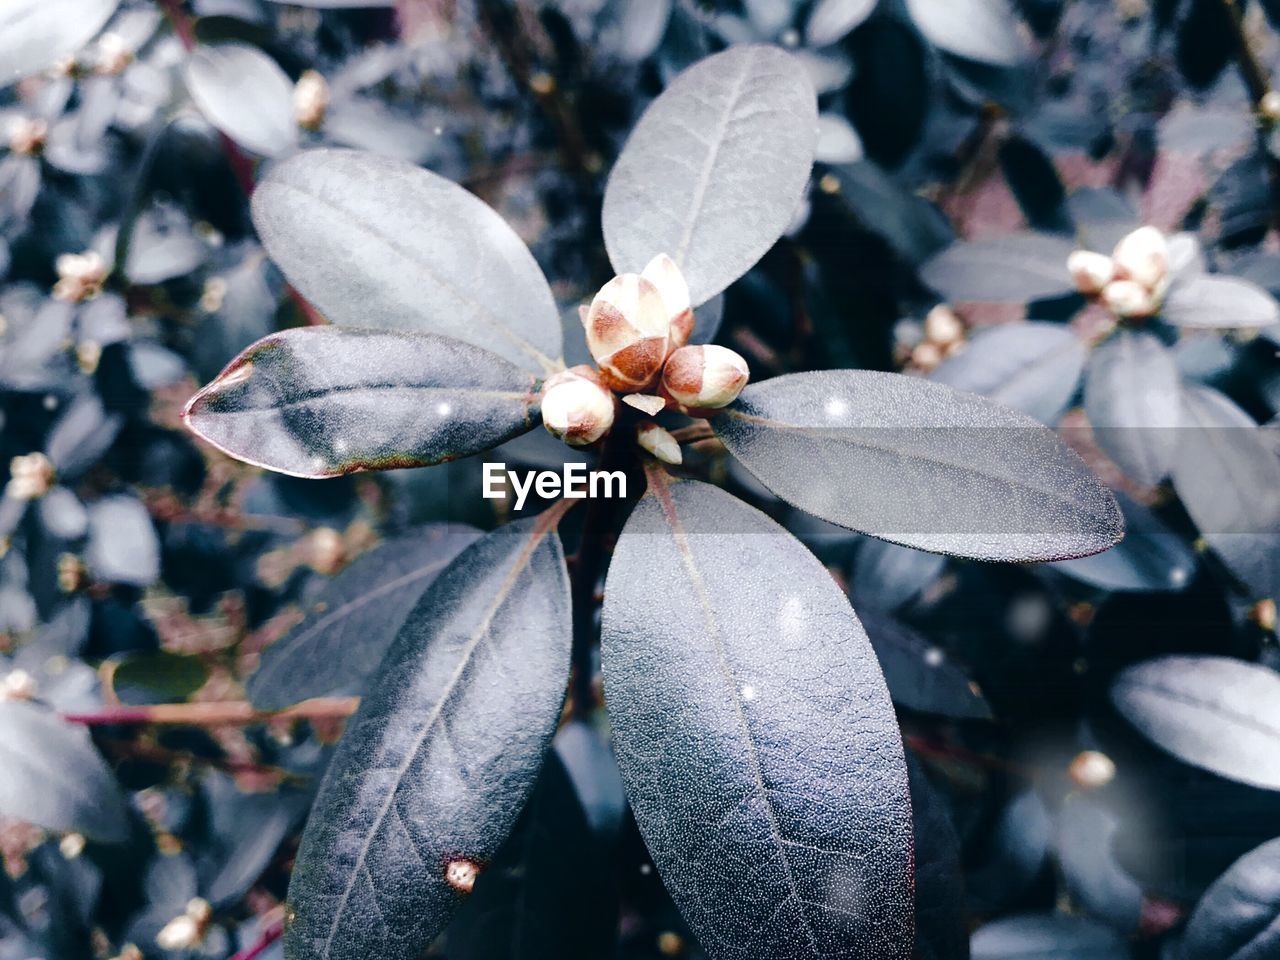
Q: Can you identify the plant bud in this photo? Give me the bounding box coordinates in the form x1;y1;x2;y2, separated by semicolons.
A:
53;251;109;303
641;253;694;349
923;305;964;347
293;69;328;130
622;393;667;416
583;274;670;391
1067;250;1115;295
1112;226;1169;291
636;423;682;465
7;452;55;500
661;345;749;409
1068;750;1116;790
540;366;616;446
94;32;133;75
0;669;38;702
7;116;47;156
1102;279;1158;318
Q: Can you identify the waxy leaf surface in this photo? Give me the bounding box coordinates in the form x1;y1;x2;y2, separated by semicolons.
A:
1180;837;1280;960
1084;331;1181;486
184;44;297;158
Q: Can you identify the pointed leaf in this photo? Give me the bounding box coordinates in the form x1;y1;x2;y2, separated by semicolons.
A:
1180;837;1280;960
1050;493;1194;593
712;370;1123;562
1110;656;1280;790
1;0;120;87
251;149;562;372
184;44;298;158
931;322;1086;425
247;525;481;709
921;233;1076;303
1162;273;1280;328
905;0;1027;66
602;475;913;960
1084;331;1181;486
285;509;573;960
850;536;946;611
183;328;541;479
603;45;818;307
806;0;878;47
0;700;130;842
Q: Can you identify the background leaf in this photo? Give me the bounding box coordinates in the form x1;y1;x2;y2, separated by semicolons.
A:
252;149;563;372
0;0;120;87
1162;275;1280;328
1179;837;1280;960
1110;655;1280;790
970;912;1131;959
602;475;914;960
248;524;481;709
921;234;1076;303
86;495;160;586
806;0;878;47
184;44;298;158
1050;493;1194;593
183;328;541;479
905;0;1027;66
860;608;992;720
602;44;818;307
713;370;1123;562
0;700;130;842
285;509;572;960
1084;331;1181;486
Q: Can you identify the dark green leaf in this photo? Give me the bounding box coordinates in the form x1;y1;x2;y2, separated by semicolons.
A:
1;0;120;86
0;700;130;842
1084;331;1181;486
285;509;572;960
110;651;209;705
1110;656;1280;790
602;45;818;307
184;44;298;158
602;474;913;960
1162;275;1280;329
248;524;481;709
182;328;541;479
712;370;1123;562
251;149;563;373
905;0;1027;65
1180;837;1280;960
921;233;1076;303
931;322;1086;425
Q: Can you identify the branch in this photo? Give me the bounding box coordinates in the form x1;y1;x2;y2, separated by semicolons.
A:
63;697;359;727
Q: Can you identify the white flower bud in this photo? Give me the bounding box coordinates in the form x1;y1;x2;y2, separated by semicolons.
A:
540;366;616;446
7;116;47;156
660;345;749;410
1112;226;1169;291
156;899;211;952
1102;279;1158;318
641;253;693;349
636;423;682;465
7;452;55;500
53;251;109;303
583;274;670;391
94;33;133;76
922;305;964;347
1067;250;1116;296
293;70;328;130
0;669;38;702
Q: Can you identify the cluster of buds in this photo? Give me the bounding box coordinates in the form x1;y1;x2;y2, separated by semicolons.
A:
906;305;966;372
155;898;213;951
94;33;133;76
293;70;329;131
6;452;55;501
6;116;47;157
540;254;750;465
1068;226;1170;319
53;251;109;303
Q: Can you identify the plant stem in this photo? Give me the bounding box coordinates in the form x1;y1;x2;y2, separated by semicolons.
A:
229;911;286;960
1221;0;1270;106
63;696;359;727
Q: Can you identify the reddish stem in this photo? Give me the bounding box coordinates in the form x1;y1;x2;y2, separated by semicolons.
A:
230;916;285;960
63;697;359;727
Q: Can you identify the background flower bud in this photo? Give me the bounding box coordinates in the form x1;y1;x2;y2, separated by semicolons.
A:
584;274;670;390
1067;250;1115;295
1102;278;1158;318
641;253;694;349
540;366;616;446
1112;226;1168;291
294;70;329;130
661;345;749;409
636;423;682;465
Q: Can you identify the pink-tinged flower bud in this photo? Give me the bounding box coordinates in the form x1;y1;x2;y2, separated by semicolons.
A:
661;345;749;410
1067;250;1115;296
293;70;328;130
583;274;670;391
1112;226;1168;291
1102;279;1158;318
641;253;694;349
636;422;682;465
7;116;47;156
6;452;55;500
540;366;616;446
922;304;964;347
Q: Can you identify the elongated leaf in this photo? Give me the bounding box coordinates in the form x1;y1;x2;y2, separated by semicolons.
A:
1;0;120;86
921;233;1076;303
1163;273;1280;328
905;0;1027;66
1172;385;1280;600
806;0;878;47
602;474;913;960
248;525;481;709
602;45;818;307
184;44;297;158
860;608;992;720
851;536;946;611
252;149;562;372
971;913;1131;959
183;328;541;479
1084;331;1181;486
1180;837;1280;960
1051;493;1194;593
1110;656;1280;790
907;754;968;960
931;322;1086;425
86;495;160;586
0;700;130;842
1055;797;1143;934
285;509;573;960
712;370;1123;562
